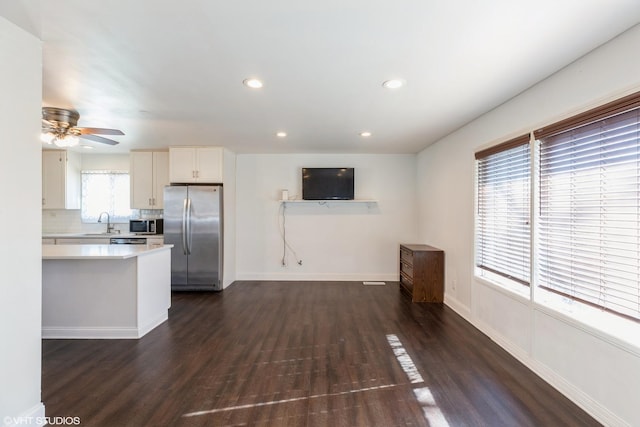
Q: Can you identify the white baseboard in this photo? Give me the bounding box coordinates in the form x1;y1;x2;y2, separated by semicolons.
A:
528;357;628;427
443;294;471;320
42;311;168;340
236;272;398;281
4;402;46;426
42;326;141;339
137;312;169;338
444;298;629;427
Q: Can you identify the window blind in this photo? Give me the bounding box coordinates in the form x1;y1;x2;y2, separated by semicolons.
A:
476;136;531;285
538;107;640;320
81;171;131;223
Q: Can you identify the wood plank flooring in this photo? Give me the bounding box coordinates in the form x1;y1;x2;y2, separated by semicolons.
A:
42;281;601;426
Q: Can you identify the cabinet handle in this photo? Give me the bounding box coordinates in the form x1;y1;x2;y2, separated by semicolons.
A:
196;170;199;178
192;170;196;178
42;198;45;206
152;198;156;206
149;198;152;206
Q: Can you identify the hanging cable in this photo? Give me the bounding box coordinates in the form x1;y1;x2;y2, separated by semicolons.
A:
279;202;301;266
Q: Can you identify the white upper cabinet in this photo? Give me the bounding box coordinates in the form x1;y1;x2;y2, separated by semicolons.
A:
42;150;80;209
130;151;169;209
169;147;223;183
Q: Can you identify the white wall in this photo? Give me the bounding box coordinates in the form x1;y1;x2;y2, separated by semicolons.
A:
0;16;44;426
222;148;237;287
81;153;130;171
236;154;417;281
417;24;640;426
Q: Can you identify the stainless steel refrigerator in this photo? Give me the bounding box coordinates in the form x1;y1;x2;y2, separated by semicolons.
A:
163;185;223;291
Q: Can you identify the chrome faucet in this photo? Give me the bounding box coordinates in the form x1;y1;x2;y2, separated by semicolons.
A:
97;211;115;234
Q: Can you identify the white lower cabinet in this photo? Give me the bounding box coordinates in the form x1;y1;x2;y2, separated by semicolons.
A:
43;236;164;245
147;237;164;246
55;238;111;244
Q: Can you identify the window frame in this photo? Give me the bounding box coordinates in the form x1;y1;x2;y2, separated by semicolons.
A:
474;91;640;324
80;170;132;224
475;134;532;289
535;100;640;322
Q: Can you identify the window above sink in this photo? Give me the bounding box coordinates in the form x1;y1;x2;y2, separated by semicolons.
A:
81;170;131;223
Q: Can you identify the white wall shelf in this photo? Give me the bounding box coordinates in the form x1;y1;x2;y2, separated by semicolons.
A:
280;199;377;205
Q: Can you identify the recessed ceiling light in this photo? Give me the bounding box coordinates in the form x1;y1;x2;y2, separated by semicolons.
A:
81;145;94;150
382;79;404;89
243;78;263;89
360;131;372;137
276;131;287;138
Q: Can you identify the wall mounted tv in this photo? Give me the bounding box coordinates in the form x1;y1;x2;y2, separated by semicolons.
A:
302;168;354;200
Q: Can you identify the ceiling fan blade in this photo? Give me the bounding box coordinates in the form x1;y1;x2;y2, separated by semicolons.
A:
78;127;124;136
79;134;120;146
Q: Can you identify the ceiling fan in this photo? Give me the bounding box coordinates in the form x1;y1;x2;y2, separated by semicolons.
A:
41;107;124;147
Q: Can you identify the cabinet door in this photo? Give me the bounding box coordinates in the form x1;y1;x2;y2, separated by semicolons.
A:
152;151;169;208
169;147;197;183
42;151;65;209
196;147;223;183
146;237;164;246
130;152;154;209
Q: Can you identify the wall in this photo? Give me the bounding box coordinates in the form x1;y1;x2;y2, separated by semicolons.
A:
222;149;237;287
236;154;417;281
81;153;130;171
0;16;44;426
417;24;640;426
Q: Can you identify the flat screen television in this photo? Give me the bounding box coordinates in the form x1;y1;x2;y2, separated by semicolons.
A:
302;168;354;200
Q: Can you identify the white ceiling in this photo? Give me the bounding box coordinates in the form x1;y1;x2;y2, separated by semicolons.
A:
5;1;640;154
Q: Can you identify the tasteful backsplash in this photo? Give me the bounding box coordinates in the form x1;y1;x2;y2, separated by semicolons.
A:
42;209;163;233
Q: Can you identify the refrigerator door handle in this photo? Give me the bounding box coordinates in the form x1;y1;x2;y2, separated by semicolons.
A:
186;197;192;255
181;198;188;255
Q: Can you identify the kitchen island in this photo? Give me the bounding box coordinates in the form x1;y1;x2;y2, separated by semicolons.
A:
42;244;173;339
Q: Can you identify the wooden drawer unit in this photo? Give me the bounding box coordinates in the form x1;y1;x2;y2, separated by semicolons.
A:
399;244;444;303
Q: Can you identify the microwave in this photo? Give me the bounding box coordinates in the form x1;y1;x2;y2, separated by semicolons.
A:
129;219;163;235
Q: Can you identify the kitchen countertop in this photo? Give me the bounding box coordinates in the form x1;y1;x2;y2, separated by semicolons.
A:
43;233;163;238
42;244;173;260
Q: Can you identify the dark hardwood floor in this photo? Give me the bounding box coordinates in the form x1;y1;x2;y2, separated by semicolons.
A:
42;281;601;426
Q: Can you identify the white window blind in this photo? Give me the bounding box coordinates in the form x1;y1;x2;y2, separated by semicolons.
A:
81;171;131;223
537;107;640;320
476;136;531;285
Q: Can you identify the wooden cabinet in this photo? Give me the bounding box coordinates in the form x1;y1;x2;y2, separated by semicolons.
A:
399;244;444;303
42;150;80;209
169;147;223;183
130;151;169;209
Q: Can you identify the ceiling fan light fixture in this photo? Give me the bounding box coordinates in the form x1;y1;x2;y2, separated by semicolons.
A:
52;135;80;148
41;107;123;147
359;131;372;137
40;132;55;144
